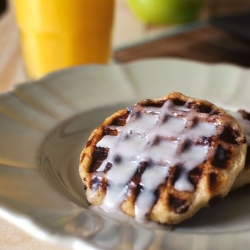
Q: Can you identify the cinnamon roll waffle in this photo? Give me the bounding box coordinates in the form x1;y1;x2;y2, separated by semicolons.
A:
79;92;247;224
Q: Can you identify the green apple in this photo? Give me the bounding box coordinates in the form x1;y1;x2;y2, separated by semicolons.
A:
127;0;204;25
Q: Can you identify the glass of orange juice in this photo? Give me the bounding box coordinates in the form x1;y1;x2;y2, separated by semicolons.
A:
13;0;115;79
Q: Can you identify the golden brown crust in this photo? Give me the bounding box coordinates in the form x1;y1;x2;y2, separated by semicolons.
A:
79;92;247;224
232;109;250;190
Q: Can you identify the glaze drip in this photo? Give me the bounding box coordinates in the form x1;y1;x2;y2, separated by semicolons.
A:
93;100;217;219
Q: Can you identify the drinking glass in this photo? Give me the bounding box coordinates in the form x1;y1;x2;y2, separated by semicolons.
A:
13;0;115;79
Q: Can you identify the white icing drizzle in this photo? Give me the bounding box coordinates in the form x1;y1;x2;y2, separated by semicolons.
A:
135;190;156;221
92;100;217;220
188;122;217;139
102;183;128;213
174;170;194;192
148;140;178;165
153;117;186;138
180;145;209;169
135;165;169;220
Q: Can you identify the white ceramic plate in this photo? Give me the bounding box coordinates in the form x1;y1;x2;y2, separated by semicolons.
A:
1;59;250;250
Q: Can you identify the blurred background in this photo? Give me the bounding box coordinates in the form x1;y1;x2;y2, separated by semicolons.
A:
1;0;250;91
1;0;250;249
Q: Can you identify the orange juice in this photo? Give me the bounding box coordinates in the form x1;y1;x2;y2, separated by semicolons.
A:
13;0;115;79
